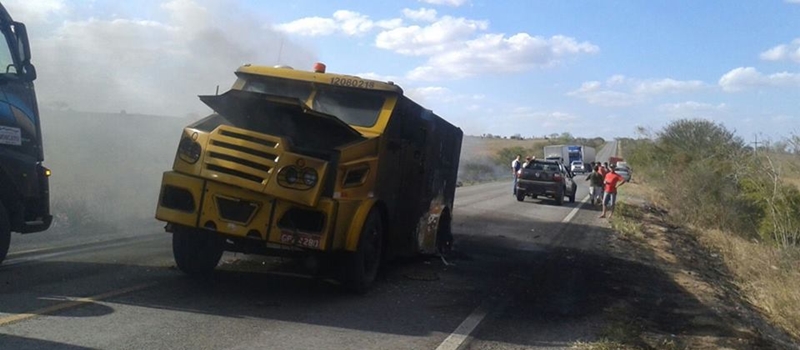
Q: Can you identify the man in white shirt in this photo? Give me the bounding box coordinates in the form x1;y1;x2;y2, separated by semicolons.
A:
511;154;522;195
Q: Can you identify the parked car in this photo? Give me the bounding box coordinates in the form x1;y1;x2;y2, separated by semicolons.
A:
570;161;586;174
616;167;632;182
516;160;577;205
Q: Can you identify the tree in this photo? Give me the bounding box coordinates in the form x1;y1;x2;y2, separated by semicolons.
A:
657;119;745;167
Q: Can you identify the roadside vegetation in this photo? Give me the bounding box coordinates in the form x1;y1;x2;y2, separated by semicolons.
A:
617;119;800;344
458;134;605;185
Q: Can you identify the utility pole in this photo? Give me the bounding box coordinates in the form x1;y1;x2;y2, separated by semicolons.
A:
752;134;761;156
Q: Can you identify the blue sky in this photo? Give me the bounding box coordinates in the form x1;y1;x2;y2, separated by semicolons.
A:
6;0;800;141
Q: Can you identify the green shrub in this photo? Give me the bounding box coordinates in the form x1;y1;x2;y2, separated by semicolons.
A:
624;119;799;247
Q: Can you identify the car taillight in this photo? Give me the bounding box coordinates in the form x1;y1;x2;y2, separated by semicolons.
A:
553;174;562;182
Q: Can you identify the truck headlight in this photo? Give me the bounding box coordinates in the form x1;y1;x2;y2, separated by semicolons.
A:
178;137;202;164
277;166;319;190
302;169;318;187
283;167;299;184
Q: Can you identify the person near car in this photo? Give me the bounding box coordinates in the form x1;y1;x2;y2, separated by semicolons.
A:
585;165;604;205
598;162;608;177
522;156;535;169
512;154;522;195
600;166;626;219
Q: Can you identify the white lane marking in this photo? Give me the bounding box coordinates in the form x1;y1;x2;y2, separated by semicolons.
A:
438;188;592;350
2;234;165;267
436;303;489;350
562;194;591;223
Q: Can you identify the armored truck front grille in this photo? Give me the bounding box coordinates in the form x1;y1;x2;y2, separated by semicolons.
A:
201;126;284;191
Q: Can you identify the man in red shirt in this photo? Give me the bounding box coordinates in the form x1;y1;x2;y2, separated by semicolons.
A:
600;166;626;219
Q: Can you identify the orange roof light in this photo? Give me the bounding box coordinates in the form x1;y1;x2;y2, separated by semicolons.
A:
313;62;326;73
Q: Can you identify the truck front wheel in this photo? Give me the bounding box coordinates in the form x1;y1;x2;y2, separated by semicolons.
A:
0;202;10;265
345;209;384;294
172;227;224;276
516;192;525;202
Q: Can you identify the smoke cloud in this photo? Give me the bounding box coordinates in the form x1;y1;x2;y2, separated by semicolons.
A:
10;0;318;116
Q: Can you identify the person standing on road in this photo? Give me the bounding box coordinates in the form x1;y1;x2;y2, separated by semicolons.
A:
585;165;604;206
512;154;522;195
598;162;608;177
600;166;626;219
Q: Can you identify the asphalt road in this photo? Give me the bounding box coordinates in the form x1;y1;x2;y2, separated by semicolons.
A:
0;142;619;350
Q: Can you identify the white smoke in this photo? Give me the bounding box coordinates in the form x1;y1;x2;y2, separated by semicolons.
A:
9;0;318;116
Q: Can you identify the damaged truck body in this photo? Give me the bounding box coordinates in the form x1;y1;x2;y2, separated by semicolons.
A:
155;63;462;292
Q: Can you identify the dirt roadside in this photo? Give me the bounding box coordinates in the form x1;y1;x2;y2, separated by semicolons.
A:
575;182;799;350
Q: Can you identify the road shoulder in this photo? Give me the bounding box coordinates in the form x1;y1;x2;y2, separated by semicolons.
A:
576;183;793;350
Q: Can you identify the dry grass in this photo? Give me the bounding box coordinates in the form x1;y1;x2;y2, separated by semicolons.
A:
460;136;552;159
617;178;800;344
699;229;800;340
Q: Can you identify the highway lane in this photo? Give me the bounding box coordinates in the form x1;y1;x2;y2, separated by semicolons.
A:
0;142;619;350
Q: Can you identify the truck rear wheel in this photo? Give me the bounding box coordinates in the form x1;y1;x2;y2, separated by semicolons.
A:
0;202;10;265
555;190;564;206
172;227;224;276
516;192;525;202
345;209;383;294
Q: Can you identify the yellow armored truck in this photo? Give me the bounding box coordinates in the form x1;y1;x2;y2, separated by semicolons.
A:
155;63;462;292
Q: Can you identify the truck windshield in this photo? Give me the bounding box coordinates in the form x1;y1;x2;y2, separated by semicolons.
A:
0;29;18;77
242;76;387;127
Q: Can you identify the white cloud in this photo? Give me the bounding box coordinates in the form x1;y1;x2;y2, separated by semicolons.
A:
376;16;489;56
402;33;598;81
406;86;452;103
633;78;705;95
354;72;402;83
719;67;800;91
275;10;401;37
568;76;702;107
274;17;338;36
32;0;317;115
759;39;800;63
658;101;727;114
568;88;639;107
507;109;581;129
403;8;438;22
406;85;486;104
3;0;65;23
607;75;627;86
418;0;468;7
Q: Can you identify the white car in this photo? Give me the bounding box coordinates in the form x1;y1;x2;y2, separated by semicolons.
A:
570;161;585;174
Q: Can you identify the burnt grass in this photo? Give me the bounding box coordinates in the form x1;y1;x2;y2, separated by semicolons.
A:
597;202;798;349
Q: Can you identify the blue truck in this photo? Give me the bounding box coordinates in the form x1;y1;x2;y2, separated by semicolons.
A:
544;145;596;173
0;3;51;264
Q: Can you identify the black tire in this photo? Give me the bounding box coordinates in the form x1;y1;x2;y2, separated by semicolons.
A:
555;190;564;206
172;227;224;276
0;202;10;265
569;190;576;203
516;192;525;202
345;209;384;294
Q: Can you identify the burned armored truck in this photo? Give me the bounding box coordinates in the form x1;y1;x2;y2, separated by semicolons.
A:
155;63;462;292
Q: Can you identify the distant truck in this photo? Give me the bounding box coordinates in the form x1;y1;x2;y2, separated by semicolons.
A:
0;4;51;264
543;145;596;167
155;62;462;292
